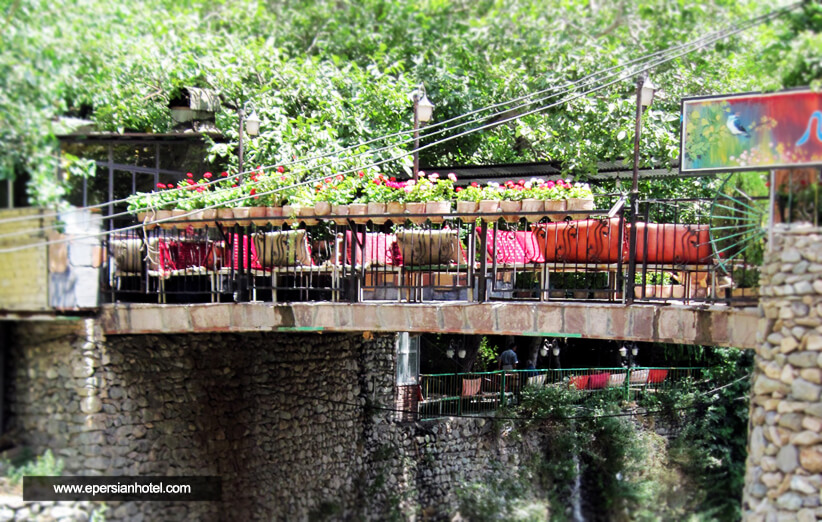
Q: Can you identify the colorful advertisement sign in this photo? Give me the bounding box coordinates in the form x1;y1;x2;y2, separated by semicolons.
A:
680;89;822;173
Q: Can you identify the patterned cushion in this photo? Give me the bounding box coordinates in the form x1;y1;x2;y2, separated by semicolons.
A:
253;230;311;267
532;218;625;263
631;223;711;264
112;239;144;273
345;232;399;266
395;229;460;266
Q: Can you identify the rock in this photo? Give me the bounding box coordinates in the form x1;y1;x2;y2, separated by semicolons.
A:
762;472;783;488
791;430;822;446
777;445;800;473
755;376;789;395
781;336;800;353
778;413;803;431
799;369;822;384
750;427;767;461
793;379;822;402
777;492;803;511
781;365;796;385
806;335;822;351
797;508;816;522
782;249;802;263
800;448;822;473
788;352;819;368
802;416;822;433
80;396;102;414
791;476;818;495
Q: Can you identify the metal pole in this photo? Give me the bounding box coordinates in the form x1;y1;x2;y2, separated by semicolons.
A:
238;108;245;183
412;94;420;179
626;73;646;305
768;169;775;252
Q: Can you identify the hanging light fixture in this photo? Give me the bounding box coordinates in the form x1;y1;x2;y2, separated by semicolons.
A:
631;343;639;357
640;76;656;108
619;344;628;358
244;109;261;136
540;339;550;357
446;348;454;359
458;348;466;359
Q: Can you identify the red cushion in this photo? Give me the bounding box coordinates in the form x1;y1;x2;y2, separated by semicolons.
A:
345;231;400;266
224;234;263;270
647;369;668;384
477;228;544;264
631;223;711;264
587;372;610;390
532;218;625;263
569;375;589;390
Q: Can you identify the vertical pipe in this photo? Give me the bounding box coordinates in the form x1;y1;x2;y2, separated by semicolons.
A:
108;145;114;233
238;109;245;183
412;95;420;179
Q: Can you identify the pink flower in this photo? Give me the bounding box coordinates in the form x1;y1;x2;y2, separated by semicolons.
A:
471;182;479;188
448;172;457;182
428;173;439;181
157;183;166;189
221;172;228;178
277;166;285;173
203;172;213;179
358;170;364;177
186;172;194;178
455;187;463;192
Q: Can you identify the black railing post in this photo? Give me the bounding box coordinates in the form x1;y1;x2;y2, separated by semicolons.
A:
478;219;488;302
626;74;646;305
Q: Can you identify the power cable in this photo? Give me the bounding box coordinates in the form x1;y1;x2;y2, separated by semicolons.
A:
0;0;797;230
0;2;800;251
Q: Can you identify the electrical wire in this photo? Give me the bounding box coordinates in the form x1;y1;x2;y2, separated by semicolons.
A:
0;2;801;251
0;0;798;230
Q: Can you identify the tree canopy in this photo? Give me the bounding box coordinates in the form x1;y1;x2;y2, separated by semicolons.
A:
2;0;821;205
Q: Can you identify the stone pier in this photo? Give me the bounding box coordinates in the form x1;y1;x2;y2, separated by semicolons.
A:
744;225;822;521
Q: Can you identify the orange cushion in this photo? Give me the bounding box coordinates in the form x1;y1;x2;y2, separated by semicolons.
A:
532;218;625;263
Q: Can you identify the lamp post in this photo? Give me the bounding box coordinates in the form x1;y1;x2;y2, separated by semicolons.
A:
626;73;656;304
411;86;434;178
238;103;261;182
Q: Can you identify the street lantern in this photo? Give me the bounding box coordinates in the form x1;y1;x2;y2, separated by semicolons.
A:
412;86;434;178
245;109;261;136
631;343;639;357
640;77;656;108
619;344;628;358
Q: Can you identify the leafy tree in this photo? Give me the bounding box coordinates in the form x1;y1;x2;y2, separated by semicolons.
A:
2;0;819;205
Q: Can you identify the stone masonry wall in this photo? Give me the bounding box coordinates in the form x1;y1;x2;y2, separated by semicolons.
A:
5;321;546;521
743;225;822;521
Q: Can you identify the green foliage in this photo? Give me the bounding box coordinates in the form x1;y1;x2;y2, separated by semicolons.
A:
3;449;64;485
475;336;498;372
3;0;815;205
456;463;548;522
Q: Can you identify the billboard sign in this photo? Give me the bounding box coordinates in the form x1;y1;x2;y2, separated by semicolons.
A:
680;89;822;173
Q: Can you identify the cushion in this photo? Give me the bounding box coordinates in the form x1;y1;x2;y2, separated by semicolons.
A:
345;231;399;266
631;223;711;264
396;229;460;266
461;378;482;397
568;375;589;390
607;373;626;388
587;372;610;390
647;369;668;384
526;374;546;387
532;218;625;263
253;230;311;268
476;229;545;264
629;369;650;384
112;238;144;273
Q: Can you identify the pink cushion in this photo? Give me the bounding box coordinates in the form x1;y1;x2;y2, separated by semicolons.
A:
346;231;400;266
477;228;544;264
587;372;610;390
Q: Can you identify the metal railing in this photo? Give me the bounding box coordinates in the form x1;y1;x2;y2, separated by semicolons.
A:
417;367;708;420
102;198;763;306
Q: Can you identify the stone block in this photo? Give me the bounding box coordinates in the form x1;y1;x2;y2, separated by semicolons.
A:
190;304;232;331
777;445;799;473
792;379;822;402
788;352;819;368
800;447;822;473
127;306;165;333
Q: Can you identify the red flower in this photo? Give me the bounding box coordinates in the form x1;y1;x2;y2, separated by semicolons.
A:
157;183;166;189
455;187;463;192
203;172;213;179
277;166;285;173
221;171;228;178
250;188;257;196
390;177;396;182
470;182;479;188
325;177;332;184
358;170;364;177
186;172;194;179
